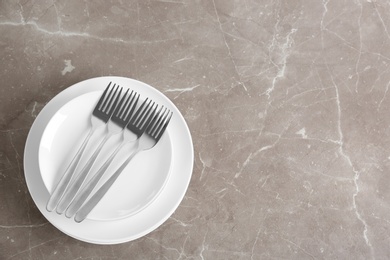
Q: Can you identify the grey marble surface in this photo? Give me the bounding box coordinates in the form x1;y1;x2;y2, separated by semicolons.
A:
1;0;390;259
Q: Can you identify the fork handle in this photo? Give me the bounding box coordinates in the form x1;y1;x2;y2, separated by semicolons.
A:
46;128;94;212
56;133;111;214
65;140;126;218
74;146;140;223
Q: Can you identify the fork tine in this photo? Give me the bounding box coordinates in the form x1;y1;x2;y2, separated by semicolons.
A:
139;102;157;130
155;111;172;140
159;111;172;137
116;89;131;118
95;82;111;109
100;83;116;111
134;100;154;127
130;98;148;125
147;106;163;135
123;92;139;122
148;108;172;140
114;88;130;118
105;85;122;115
130;98;152;126
101;84;120;114
101;84;118;112
148;108;163;136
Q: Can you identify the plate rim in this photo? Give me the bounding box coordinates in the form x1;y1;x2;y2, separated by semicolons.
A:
23;76;194;244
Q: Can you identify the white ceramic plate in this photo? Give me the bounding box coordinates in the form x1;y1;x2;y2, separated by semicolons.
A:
24;76;193;244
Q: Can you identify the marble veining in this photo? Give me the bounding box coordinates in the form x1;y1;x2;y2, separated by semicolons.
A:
1;0;390;259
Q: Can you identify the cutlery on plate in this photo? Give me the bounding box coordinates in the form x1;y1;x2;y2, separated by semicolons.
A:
65;98;156;218
46;82;121;212
73;107;173;223
55;88;139;214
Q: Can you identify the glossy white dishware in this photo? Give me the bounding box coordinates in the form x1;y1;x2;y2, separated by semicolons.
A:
24;76;193;244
